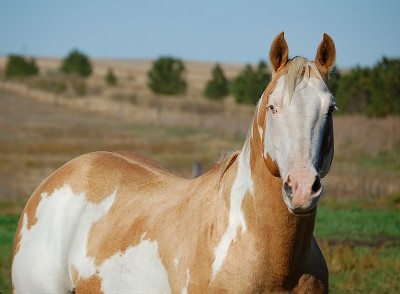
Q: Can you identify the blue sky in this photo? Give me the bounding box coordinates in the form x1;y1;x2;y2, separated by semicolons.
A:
1;0;399;68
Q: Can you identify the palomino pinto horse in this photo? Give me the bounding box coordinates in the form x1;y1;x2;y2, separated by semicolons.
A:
12;32;336;293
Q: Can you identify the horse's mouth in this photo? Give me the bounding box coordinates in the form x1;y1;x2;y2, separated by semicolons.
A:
282;191;320;217
287;206;318;217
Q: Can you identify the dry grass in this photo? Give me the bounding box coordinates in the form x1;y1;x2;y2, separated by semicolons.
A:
0;56;399;202
324;115;400;201
320;242;399;292
0;56;243;100
0;88;244;200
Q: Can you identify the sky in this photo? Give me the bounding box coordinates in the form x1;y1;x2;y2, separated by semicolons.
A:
1;0;399;68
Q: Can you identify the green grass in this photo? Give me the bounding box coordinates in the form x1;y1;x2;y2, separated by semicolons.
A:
1;203;399;292
315;202;400;292
315;205;400;243
0;215;18;292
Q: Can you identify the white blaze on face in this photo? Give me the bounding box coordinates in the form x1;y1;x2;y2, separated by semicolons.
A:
264;75;333;180
12;185;116;294
211;141;254;280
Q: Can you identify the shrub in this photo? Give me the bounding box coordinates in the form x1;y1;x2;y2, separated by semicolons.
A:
333;57;400;117
105;68;117;86
4;55;39;78
367;57;400;117
147;57;187;95
60;50;92;77
231;61;270;105
329;65;341;96
335;66;372;114
204;63;229;100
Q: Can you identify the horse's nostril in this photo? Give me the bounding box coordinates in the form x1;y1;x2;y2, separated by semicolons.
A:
311;176;322;194
283;182;293;196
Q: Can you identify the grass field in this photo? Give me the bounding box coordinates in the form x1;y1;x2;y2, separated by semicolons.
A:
1;202;399;292
315;203;400;293
0;78;399;293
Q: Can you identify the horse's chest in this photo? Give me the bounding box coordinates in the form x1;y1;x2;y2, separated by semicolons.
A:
210;235;273;291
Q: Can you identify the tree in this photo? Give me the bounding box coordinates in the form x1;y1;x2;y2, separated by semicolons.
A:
4;55;39;78
60;49;92;77
105;68;117;86
330;57;400;117
335;66;372;114
368;57;400;117
147;57;187;95
329;65;341;96
231;61;271;104
204;63;229;100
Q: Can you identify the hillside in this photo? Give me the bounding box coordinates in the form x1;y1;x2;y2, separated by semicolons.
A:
0;56;257;135
0;56;399;203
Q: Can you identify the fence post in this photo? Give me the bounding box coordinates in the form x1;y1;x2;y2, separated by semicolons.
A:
192;161;202;178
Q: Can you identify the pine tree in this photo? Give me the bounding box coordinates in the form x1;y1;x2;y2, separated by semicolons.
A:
4;55;39;78
368;57;400;116
60;50;92;77
147;57;187;95
105;68;117;86
231;61;270;104
204;64;229;100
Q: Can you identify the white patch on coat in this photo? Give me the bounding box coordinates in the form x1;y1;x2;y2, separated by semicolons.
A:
211;141;254;280
68;189;117;279
12;185;116;294
182;269;191;294
98;239;171;294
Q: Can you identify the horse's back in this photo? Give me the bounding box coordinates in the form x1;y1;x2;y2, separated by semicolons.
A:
12;151;181;293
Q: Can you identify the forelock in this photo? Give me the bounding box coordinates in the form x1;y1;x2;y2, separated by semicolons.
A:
284;57;327;101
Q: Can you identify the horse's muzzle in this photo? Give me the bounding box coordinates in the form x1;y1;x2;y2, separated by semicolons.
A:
282;173;322;216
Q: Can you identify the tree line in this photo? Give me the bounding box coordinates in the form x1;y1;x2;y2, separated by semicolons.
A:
3;51;399;117
331;57;400;117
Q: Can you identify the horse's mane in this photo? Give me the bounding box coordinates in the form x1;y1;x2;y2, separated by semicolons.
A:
218;150;240;184
284;57;328;101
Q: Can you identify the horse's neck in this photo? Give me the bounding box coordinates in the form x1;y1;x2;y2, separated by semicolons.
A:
227;113;316;283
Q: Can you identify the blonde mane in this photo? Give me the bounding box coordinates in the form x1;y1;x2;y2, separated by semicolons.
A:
217;150;240;184
284;57;328;100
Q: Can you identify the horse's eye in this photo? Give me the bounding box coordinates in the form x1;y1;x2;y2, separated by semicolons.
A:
328;105;338;114
268;105;278;114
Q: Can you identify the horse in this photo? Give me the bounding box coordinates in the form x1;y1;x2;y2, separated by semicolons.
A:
12;32;336;293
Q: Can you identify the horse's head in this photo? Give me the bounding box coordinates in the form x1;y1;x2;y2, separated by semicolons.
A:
261;32;336;215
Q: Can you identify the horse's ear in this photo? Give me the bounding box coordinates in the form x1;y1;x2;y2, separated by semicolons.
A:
269;32;289;72
315;33;336;72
